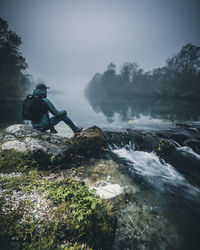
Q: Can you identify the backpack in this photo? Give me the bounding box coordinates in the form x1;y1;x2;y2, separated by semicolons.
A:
22;94;48;122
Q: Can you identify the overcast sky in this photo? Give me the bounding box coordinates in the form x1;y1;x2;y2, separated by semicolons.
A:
0;0;200;91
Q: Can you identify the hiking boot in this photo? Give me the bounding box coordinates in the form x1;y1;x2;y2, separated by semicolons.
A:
74;127;83;135
50;128;58;134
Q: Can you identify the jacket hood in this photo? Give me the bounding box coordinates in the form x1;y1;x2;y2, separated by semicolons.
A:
32;88;47;98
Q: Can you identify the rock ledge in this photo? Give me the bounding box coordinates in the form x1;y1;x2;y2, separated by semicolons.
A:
0;124;108;166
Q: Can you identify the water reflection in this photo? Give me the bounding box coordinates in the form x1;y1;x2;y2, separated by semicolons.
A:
86;96;200;123
1;94;200;132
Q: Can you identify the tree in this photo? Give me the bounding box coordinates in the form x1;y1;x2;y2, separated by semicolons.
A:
85;43;200;101
120;62;139;82
166;43;200;74
0;17;28;98
107;63;116;73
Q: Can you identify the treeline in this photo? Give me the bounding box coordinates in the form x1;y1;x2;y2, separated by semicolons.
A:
0;17;32;100
85;43;200;101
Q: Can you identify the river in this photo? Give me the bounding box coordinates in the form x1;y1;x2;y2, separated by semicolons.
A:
1;90;200;249
1;90;200;133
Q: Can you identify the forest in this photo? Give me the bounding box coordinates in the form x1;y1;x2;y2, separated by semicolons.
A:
0;17;31;99
85;43;200;101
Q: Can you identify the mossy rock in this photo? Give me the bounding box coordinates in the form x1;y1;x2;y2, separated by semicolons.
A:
0;125;109;169
156;139;175;155
72;126;108;156
0;149;39;173
47;178;116;249
0;172;116;250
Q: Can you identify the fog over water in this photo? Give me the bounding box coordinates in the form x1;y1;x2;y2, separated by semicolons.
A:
0;0;200;92
0;0;200;133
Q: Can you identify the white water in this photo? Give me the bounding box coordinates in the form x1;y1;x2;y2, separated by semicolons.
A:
113;146;200;199
177;146;200;160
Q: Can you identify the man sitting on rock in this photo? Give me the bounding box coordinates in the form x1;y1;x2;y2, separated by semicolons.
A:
31;83;83;135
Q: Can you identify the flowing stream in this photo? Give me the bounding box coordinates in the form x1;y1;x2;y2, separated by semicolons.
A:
1;90;200;249
109;142;200;249
113;146;200;198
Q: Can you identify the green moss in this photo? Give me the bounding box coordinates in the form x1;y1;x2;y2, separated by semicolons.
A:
0;198;29;250
157;139;175;154
46;178;116;249
0;170;43;191
0;149;39;173
0;172;116;249
61;242;92;249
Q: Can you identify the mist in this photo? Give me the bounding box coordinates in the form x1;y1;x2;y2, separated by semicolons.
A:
0;0;200;92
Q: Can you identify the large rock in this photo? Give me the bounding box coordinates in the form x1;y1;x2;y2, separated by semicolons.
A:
105;129;163;152
0;124;108;166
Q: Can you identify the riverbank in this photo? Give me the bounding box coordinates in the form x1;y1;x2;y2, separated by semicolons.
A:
1;124;200;249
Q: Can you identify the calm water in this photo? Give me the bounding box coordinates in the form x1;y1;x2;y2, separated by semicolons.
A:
1;90;200;134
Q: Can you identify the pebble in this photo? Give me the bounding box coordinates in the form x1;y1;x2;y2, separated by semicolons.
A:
0;188;53;221
0;172;22;178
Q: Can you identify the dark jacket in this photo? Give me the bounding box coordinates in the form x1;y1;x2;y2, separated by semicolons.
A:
31;89;66;129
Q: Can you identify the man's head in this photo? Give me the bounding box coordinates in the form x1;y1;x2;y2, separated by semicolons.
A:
36;83;50;91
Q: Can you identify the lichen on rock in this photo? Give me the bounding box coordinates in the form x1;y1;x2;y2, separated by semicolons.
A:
0;124;108;167
0;170;116;249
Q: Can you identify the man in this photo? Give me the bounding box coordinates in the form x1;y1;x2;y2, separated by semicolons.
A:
31;83;83;134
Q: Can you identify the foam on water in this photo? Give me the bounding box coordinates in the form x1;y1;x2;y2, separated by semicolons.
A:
177;146;200;160
113;146;200;199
